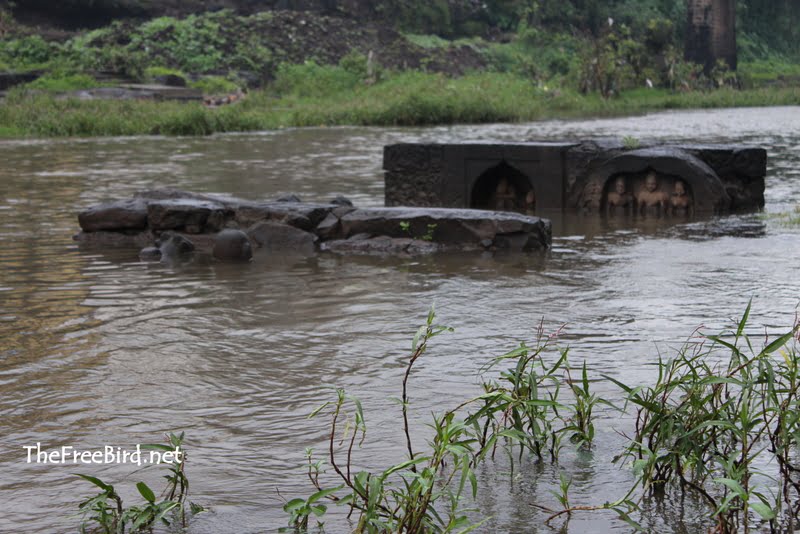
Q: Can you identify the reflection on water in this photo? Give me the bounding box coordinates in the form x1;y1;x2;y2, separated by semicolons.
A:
1;107;799;533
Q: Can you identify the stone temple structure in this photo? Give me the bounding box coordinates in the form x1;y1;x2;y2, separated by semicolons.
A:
384;140;766;214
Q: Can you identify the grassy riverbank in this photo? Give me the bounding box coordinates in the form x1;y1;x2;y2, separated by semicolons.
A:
2;70;799;138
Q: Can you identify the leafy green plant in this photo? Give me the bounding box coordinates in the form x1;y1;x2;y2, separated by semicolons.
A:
466;323;610;472
421;224;437;241
283;309;494;533
606;302;800;533
76;432;202;534
284;310;614;532
23;73;100;92
622;135;640;149
0;35;55;69
398;221;437;241
189;76;239;95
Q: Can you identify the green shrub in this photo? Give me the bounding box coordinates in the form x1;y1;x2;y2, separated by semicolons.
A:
23;73;100;91
131;15;225;73
0;35;55;69
271;61;361;98
403;33;452;49
144;66;187;81
189;76;239;95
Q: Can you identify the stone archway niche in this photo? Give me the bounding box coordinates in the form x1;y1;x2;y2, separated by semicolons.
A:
576;148;730;212
470;161;535;213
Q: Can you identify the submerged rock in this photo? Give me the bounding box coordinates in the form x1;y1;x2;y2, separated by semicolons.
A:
78;199;148;232
156;232;195;263
248;221;317;256
147;199;228;232
330;194;354;207
331;207;551;251
75;188;552;260
321;235;441;256
213;229;253;262
275;193;302;203
138;246;162;261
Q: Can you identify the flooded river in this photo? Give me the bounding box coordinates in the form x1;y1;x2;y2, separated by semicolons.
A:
1;107;799;533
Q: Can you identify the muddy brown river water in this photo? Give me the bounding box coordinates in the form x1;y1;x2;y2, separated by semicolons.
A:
1;106;799;533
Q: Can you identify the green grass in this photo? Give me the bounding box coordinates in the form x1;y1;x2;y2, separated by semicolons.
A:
188;76;239;95
403;33;454;49
761;205;800;227
1;70;799;138
739;59;800;85
22;73;103;92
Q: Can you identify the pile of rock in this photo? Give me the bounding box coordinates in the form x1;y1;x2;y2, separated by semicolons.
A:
74;189;552;262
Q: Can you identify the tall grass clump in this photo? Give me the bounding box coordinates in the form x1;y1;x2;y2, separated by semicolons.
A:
607;302;800;533
271;61;363;98
282;309;610;532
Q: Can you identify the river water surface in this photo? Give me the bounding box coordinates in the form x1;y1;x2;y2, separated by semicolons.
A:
1;107;799;533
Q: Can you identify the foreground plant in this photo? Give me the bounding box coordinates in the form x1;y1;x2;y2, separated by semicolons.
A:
283;309;480;533
77;432;203;534
283;311;605;533
607;303;800;533
468;324;610;472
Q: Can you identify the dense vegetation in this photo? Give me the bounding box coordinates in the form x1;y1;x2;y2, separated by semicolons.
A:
0;0;799;137
280;306;800;533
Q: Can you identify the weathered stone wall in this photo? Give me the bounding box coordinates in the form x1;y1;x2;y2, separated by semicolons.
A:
384;141;766;213
75;189;552;259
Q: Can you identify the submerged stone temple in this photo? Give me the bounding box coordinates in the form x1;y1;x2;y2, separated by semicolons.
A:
384;140;766;214
74;140;768;260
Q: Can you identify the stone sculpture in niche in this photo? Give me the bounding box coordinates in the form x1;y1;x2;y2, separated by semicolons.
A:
670;179;692;213
524;190;536;214
606;176;634;208
636;171;670;211
488;177;536;213
492;178;518;210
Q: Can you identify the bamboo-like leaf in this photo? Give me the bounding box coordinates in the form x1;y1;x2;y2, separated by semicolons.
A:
75;474;112;492
131;509;155;531
141;444;173;452
311;504;327;517
760;330;796;356
308;484;344;504
714;478;747;500
412;325;427;352
308;401;331;418
749;501;776;520
136;482;156;503
736;299;752;339
381;456;430;478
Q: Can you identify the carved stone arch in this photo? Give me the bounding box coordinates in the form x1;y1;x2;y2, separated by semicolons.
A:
571;148;730;211
469;160;534;211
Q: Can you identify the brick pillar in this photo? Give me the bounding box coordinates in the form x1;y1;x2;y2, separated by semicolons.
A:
711;0;736;71
685;0;737;73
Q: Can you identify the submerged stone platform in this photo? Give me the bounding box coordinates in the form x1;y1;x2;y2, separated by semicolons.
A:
384;139;766;214
74;189;552;260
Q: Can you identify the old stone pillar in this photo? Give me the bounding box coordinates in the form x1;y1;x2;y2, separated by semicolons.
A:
685;0;737;73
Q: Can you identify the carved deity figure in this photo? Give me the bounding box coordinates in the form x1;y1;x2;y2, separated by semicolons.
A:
636;172;669;211
493;178;518;210
524;189;536;213
606;176;634;208
670;179;692;212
